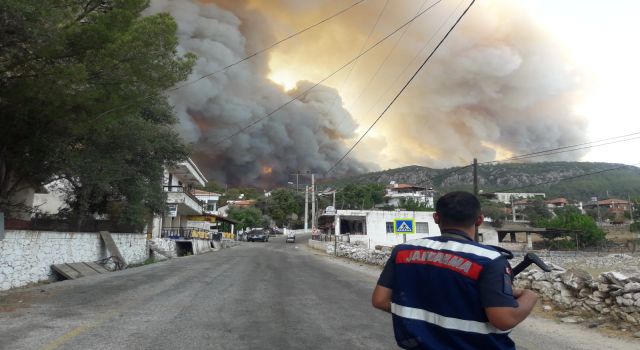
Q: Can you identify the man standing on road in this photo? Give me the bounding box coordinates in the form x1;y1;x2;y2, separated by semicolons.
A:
372;191;538;349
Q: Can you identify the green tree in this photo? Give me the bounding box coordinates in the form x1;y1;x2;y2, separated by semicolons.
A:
257;189;303;227
536;206;606;248
480;199;507;228
335;183;385;210
227;206;269;231
0;0;194;227
521;199;552;225
398;198;431;211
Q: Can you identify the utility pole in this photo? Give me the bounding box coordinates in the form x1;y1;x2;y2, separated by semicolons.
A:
290;172;302;192
473;158;478;197
628;194;634;221
311;174;316;231
332;191;336;208
473;158;479;242
304;186;309;232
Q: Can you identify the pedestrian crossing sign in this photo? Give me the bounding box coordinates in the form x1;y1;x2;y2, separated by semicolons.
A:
393;218;415;234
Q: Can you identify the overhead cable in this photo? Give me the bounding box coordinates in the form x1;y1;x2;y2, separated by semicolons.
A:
325;0;476;176
92;0;368;121
212;0;445;147
482;131;640;165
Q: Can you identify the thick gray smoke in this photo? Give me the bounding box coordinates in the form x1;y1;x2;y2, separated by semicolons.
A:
145;0;370;186
225;0;589;169
146;0;590;185
373;0;588;167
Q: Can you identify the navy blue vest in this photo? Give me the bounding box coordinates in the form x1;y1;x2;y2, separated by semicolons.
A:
391;235;515;350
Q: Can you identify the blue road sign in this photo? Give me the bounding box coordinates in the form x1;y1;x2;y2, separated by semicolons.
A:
393;218;415;234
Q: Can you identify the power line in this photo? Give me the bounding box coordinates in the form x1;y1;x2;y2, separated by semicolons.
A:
325;0;476;176
212;0;445;147
493;162;640;193
482;131;640;165
351;0;464;121
322;0;390;119
92;0;368;121
346;0;430;111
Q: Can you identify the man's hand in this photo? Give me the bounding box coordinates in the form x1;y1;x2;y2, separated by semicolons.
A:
485;289;538;331
372;285;392;313
512;288;524;298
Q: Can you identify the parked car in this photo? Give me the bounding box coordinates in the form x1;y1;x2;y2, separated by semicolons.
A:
285;234;295;243
247;229;269;242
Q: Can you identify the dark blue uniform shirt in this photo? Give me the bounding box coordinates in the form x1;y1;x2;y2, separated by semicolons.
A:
377;230;518;350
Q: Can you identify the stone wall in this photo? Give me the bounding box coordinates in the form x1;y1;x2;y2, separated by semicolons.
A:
515;266;640;328
0;230;149;291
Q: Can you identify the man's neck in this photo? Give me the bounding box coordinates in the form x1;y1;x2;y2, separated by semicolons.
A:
439;226;475;240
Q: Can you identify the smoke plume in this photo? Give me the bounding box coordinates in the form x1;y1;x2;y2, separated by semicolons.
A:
147;0;588;185
145;0;370;187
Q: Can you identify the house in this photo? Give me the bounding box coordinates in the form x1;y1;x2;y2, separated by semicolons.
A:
545;198;569;209
493;192;545;204
150;158;208;238
385;181;434;208
192;189;221;214
317;209;441;247
595;199;631;211
583;198;632;223
227;199;257;208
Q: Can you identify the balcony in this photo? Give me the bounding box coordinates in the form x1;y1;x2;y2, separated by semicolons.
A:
164;186;204;215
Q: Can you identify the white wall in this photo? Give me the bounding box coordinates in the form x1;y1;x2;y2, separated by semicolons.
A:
0;230;149;291
336;210;441;247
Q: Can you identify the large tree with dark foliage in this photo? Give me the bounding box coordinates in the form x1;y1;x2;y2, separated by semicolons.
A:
0;0;194;228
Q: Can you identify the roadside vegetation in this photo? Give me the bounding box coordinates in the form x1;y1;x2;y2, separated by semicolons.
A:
0;0;194;229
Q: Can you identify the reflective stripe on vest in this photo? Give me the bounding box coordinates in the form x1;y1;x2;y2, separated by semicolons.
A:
405;237;501;259
391;303;510;335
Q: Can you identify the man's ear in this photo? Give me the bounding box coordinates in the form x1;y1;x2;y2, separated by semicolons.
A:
475;214;484;227
433;212;440;224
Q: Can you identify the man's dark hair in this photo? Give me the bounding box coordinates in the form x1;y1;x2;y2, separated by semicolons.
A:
435;191;481;227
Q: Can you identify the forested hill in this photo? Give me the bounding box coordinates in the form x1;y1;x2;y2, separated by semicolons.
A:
324;162;640;201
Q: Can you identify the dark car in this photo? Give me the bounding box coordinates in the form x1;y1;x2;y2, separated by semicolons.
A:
247;229;269;242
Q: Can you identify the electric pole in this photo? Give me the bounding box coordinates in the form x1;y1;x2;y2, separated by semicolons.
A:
473;158;478;197
290;172;302;192
304;186;309;232
311;174;316;231
473;158;479;242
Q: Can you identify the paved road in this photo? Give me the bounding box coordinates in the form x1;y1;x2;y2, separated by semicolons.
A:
1;235;639;350
0;236;396;350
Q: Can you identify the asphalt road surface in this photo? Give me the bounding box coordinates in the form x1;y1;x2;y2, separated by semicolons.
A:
1;235;639;350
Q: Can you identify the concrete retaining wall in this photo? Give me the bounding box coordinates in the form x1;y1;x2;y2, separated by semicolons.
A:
0;230;148;291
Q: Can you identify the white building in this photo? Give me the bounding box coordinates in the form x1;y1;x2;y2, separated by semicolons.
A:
193;189;221;214
150;158;208;238
385;182;434;208
493;192;545;204
317;209;441;247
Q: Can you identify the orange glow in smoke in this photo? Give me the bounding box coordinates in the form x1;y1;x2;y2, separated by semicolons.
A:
262;166;273;175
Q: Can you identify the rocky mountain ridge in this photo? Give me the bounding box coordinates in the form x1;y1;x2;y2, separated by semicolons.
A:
326;162;640;201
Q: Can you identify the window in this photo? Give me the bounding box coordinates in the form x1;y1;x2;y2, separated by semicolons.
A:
416;222;429;234
385;222;394;233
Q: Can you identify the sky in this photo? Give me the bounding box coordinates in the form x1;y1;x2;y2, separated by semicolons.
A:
524;0;640;165
148;0;640;185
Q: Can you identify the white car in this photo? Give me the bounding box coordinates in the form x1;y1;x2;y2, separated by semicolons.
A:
285;234;295;243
